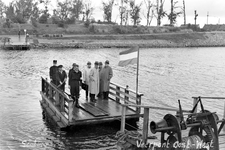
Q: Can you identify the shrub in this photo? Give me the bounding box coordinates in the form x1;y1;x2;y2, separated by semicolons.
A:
113;26;125;34
39;14;48;24
57;21;65;28
84;20;91;28
89;25;95;33
3;19;12;28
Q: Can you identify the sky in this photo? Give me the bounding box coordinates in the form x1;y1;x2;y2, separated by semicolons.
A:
2;0;225;27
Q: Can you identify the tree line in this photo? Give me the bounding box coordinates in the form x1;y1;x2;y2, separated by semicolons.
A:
0;0;187;27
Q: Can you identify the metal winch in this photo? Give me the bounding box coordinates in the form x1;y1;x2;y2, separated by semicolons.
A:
150;97;224;150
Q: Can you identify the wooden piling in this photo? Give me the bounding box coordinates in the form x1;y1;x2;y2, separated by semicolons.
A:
142;108;149;144
68;100;74;123
136;94;142;114
121;106;126;132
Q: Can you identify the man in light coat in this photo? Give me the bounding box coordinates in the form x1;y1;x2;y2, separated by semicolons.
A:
83;61;92;100
89;61;99;102
102;60;113;100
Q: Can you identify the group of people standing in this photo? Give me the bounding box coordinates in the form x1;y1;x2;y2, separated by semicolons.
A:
83;60;113;101
49;60;113;106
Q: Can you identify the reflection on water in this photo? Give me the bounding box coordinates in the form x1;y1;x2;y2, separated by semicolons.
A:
0;47;225;149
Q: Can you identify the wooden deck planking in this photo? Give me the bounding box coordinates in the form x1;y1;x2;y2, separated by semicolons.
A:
94;99;136;116
70;98;138;123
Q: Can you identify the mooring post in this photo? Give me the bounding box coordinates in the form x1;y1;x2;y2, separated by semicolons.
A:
68;100;74;123
116;86;120;103
193;97;198;113
142;108;149;144
121;105;126;132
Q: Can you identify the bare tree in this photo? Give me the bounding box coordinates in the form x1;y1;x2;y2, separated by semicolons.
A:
168;0;182;25
102;0;114;22
39;0;51;16
5;0;40;23
83;0;94;21
0;0;5;19
56;0;72;21
70;0;83;20
182;0;186;25
119;0;129;25
143;0;154;26
129;0;142;26
155;0;166;26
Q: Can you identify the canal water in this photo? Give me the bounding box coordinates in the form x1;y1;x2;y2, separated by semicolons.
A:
0;47;224;149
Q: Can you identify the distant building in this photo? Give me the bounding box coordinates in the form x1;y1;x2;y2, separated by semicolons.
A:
203;24;225;31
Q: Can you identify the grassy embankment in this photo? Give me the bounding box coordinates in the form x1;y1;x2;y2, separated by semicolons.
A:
1;23;225;49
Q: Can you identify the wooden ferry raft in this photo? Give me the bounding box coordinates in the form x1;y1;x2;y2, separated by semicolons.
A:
1;37;30;50
40;77;143;129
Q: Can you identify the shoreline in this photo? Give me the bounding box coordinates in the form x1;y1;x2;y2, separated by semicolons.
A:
30;42;225;49
2;32;225;49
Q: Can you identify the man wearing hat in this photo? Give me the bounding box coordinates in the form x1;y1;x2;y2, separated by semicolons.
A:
69;63;82;107
49;60;58;85
56;65;67;91
89;61;99;101
83;61;92;100
101;60;113;99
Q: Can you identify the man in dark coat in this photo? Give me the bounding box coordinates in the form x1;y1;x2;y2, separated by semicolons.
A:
101;60;113;99
69;63;82;107
56;65;67;91
49;60;59;85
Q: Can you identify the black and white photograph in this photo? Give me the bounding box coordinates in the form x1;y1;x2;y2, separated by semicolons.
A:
0;0;225;149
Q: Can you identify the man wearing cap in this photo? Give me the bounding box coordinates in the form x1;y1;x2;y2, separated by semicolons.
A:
49;60;58;85
69;63;82;107
101;60;113;99
89;61;99;101
83;61;92;100
56;65;67;91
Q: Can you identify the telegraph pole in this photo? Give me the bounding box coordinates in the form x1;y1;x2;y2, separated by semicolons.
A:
194;10;198;30
207;12;209;24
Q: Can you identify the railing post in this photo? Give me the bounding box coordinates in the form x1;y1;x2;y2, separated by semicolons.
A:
193;97;198;113
48;85;53;99
116;86;120;103
68;99;74;124
60;97;65;112
55;91;60;106
121;105;126;132
42;78;45;93
45;79;49;97
124;85;129;104
142;108;149;144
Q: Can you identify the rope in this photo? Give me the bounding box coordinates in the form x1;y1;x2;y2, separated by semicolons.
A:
115;130;142;146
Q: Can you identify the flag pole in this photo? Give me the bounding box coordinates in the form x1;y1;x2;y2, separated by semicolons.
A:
136;46;140;104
